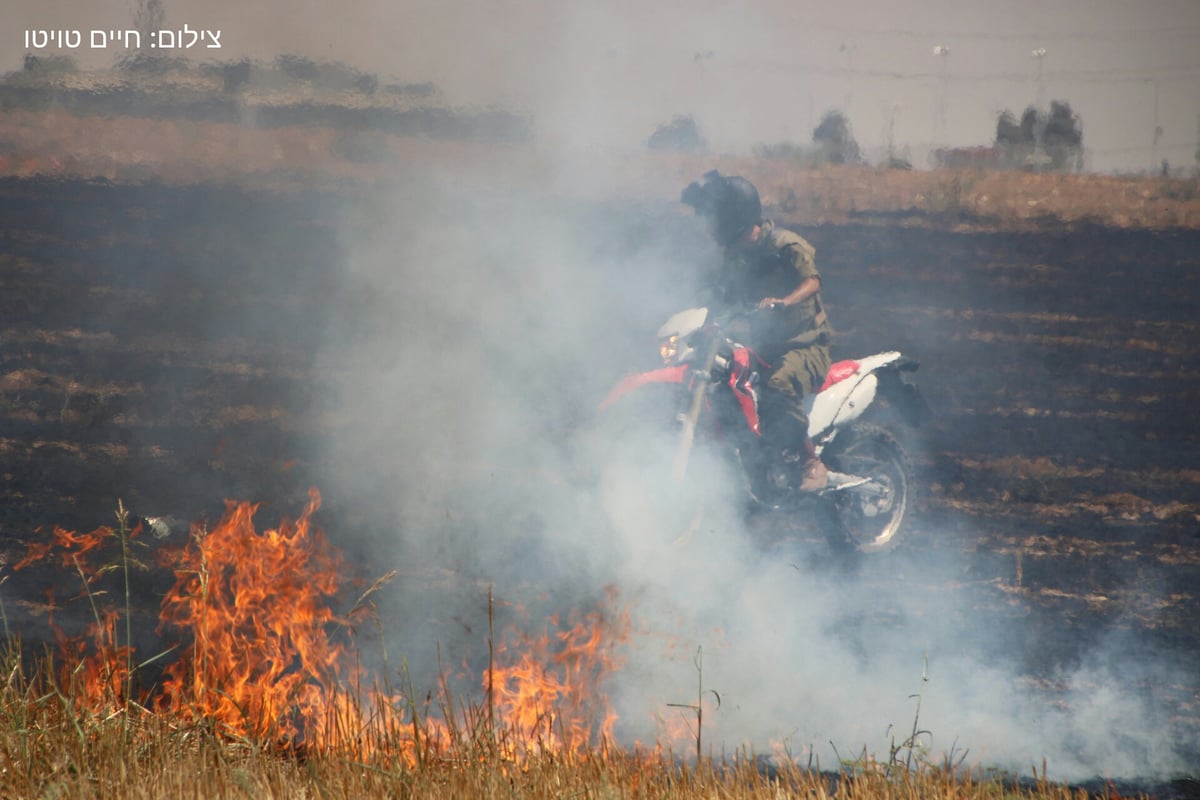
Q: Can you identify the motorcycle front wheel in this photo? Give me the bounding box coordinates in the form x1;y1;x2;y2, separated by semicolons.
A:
819;422;915;553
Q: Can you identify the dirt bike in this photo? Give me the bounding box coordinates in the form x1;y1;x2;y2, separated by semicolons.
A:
597;306;928;553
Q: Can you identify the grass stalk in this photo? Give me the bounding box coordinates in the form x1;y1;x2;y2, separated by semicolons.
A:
487;583;495;756
0;575;11;644
667;645;719;764
115;499;134;728
905;654;929;772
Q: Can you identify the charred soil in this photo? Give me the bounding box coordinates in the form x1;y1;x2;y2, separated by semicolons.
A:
1;163;1198;779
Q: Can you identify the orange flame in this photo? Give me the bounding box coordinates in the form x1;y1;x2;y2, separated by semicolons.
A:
13;523;117;572
14;489;637;761
13;520;141;711
54;607;137;713
155;488;351;746
489;587;631;759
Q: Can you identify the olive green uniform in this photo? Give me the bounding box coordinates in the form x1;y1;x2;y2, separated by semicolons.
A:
705;220;833;438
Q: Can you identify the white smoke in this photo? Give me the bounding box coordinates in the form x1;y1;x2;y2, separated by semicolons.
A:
306;165;1191;784
0;0;1191;781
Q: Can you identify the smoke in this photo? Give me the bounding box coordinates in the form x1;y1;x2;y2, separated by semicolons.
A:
301;164;1191;784
310;173;700;669
1;0;1193;778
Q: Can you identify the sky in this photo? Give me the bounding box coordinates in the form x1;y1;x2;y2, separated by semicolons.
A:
3;0;1199;171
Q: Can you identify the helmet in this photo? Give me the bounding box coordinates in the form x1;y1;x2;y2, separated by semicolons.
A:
680;170;762;246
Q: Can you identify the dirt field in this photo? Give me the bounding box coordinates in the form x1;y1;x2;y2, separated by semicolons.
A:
1;110;1198;784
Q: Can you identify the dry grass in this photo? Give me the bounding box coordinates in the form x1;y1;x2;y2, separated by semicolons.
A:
0;499;1160;800
0;637;1138;800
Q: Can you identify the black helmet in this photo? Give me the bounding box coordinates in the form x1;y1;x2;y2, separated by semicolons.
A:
680;170;762;246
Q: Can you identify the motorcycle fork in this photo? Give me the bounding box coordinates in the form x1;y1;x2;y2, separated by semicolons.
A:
672;336;721;483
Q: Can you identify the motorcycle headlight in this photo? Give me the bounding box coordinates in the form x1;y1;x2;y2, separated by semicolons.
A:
659;334;679;364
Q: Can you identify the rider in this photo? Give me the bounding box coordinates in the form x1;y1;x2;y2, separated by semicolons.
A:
681;170;833;491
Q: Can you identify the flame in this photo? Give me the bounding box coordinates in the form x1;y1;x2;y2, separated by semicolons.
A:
154;488;353;747
489;587;631;759
13;520;140;711
14;489;637;761
53;607;137;713
13;523;116;571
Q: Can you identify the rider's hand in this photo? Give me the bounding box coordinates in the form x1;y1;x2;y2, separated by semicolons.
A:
758;297;786;310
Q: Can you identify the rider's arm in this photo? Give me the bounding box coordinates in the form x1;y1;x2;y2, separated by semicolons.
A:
757;236;821;308
761;275;821;308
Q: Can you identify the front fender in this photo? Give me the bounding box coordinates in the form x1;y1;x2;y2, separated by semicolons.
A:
599;365;689;410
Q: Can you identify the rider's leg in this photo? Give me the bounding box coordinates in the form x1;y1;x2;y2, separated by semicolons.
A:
764;345;832;491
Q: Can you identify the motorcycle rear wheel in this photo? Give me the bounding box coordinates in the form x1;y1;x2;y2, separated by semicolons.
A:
819;422;914;553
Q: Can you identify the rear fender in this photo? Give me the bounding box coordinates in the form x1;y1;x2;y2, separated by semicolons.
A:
807;352;922;437
808;373;878;438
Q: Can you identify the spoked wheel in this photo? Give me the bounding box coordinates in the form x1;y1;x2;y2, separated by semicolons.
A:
819;422;914;553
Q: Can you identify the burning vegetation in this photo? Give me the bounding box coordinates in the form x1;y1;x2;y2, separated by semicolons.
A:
1;171;1195;795
2;493;1181;798
4;490;634;765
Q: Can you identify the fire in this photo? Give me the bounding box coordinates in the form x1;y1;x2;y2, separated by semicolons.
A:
154;488;351;746
489;587;631;758
12;518;139;712
13;523;116;572
55;606;137;712
12;489;636;762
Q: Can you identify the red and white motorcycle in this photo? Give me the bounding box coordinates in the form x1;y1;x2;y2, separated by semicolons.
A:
598;306;928;553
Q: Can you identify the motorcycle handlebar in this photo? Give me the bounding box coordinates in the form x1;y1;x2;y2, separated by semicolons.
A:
710;302;781;327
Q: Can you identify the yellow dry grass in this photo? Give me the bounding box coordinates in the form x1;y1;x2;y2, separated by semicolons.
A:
0;642;1133;800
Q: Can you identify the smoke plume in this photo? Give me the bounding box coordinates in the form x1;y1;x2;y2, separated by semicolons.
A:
304;168;1189;782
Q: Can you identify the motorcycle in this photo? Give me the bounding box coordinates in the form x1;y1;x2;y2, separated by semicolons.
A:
597;306;928;553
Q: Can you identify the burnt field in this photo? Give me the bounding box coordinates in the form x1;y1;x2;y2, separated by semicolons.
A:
1;175;1198;779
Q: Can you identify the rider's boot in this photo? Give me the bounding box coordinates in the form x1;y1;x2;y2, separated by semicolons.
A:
798;438;828;492
799;457;828;491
